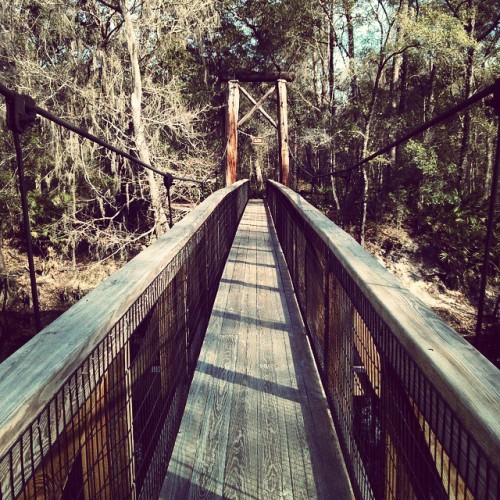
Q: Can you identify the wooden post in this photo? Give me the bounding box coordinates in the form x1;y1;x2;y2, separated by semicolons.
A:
225;80;239;186
276;79;290;186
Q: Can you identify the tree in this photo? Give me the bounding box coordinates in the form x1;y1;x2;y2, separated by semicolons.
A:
0;0;220;259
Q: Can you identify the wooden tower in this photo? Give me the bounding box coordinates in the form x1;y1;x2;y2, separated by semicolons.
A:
222;71;295;186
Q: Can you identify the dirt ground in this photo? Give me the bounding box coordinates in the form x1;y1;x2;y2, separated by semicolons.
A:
0;240;123;362
1;222;498;365
364;224;499;365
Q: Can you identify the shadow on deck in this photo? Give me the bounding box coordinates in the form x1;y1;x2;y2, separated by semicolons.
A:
160;200;353;499
1;181;497;500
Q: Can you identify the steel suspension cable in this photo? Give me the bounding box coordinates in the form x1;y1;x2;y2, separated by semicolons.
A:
12;128;42;331
0;80;215;332
0;81;205;184
313;79;500;179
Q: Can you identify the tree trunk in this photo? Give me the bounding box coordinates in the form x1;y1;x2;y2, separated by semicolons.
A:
389;0;410;182
330;148;341;212
485;131;493;195
358;61;383;246
255;157;264;191
327;0;336;115
397;0;411;116
251;141;264;192
344;0;358;101
389;53;402;182
458;47;474;193
120;0;168;237
359;130;370;246
458;0;476;194
0;227;9;312
423;60;436;141
312;49;321;108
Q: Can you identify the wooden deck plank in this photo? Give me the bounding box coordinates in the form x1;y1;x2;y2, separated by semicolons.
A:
266;203;354;500
161;200;353;500
188;333;238;498
255;214;291;499
160;228;248;498
187;219;250;498
260;210;315;500
223;220;259;500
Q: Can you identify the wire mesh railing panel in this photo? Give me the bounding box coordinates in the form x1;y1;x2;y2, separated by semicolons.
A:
0;180;249;500
267;180;499;500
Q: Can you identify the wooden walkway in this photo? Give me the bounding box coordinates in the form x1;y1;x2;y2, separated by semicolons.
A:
160;200;352;499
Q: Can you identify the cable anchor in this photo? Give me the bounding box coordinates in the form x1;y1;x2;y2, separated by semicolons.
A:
6;93;37;133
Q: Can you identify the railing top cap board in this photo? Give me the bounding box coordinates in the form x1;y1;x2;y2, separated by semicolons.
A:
0;180;249;459
268;180;500;469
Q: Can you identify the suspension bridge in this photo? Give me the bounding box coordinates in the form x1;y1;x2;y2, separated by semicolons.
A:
0;74;498;499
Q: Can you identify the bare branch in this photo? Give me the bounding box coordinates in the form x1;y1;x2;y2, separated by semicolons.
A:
95;0;122;14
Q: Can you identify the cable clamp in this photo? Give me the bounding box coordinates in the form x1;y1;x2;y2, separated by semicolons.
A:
6;93;37;133
163;172;174;190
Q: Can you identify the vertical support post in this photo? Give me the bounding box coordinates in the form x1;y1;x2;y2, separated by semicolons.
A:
277;79;290;186
7;94;41;332
475;106;500;338
225;80;239;186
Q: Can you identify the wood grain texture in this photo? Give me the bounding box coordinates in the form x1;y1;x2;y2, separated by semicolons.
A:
255;212;288;499
267;204;353;500
238;85;276;128
161;200;353;499
160;220;246;499
222;217;258;500
239;85;277;129
267;180;500;473
276;80;290;186
220;71;295;83
225;81;239;186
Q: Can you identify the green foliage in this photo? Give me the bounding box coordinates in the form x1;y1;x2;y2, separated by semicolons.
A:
0;0;497;306
408;5;476;65
420;194;492;294
394;140;496;294
28;190;71;245
402;140;459;209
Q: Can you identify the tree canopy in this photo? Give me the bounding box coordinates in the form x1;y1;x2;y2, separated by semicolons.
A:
0;0;498;315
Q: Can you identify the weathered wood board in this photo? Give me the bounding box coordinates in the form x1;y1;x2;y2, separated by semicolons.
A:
160;200;353;499
267;180;500;477
0;181;249;498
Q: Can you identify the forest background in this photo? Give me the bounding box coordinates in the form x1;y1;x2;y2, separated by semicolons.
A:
0;0;498;360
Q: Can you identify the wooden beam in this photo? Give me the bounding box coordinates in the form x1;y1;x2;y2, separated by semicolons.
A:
18;350;136;500
0;180;250;496
239;86;277;129
267;180;500;478
220;71;295;83
238;86;276;128
225;81;239;186
276;80;290;186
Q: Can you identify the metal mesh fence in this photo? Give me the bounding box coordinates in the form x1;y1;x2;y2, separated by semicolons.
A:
0;181;249;500
267;180;499;500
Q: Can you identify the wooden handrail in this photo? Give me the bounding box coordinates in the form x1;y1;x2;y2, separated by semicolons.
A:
0;180;249;461
268;180;500;481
